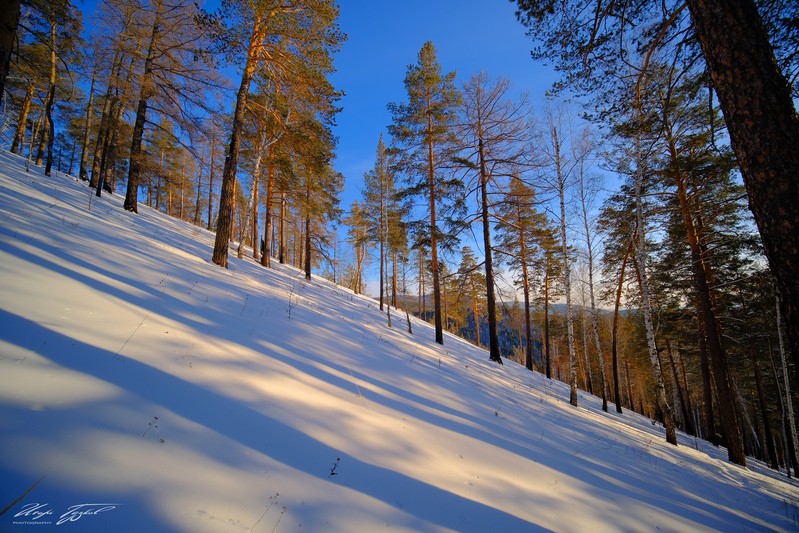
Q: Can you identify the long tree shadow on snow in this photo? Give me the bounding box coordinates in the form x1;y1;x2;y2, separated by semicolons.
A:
0;309;551;532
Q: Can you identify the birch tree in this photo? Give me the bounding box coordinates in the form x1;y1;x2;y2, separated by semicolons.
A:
541;106;586;406
576;154;609;411
630;115;678;446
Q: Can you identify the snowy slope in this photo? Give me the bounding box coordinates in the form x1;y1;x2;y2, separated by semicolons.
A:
0;148;797;532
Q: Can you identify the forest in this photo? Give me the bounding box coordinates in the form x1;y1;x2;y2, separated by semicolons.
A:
0;0;797;475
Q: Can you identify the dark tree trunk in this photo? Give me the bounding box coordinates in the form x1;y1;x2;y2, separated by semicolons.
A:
543;255;551;379
670;140;744;463
666;338;694;435
685;0;799;385
611;238;632;414
0;0;21;108
479;139;502;364
750;348;779;469
304;182;312;281
79;72;96;181
124;95;149;213
279;192;286;264
261;149;275;267
125;2;161;213
520;231;533;371
427;119;443;345
696;309;718;444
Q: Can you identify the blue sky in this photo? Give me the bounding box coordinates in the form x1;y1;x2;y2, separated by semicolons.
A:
330;0;557;207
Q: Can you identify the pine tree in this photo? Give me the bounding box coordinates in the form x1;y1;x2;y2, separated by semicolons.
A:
344;201;370;294
123;0;217;213
362;133;400;311
512;0;799;393
495;176;552;373
388;41;462;345
456;246;487;347
204;0;344;268
22;0;82;176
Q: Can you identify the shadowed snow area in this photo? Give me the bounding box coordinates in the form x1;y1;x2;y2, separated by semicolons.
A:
1;148;798;532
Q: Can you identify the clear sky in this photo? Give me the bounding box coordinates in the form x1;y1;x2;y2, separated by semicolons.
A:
329;0;557;208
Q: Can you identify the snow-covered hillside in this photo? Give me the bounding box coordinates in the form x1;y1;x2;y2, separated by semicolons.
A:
1;148;797;532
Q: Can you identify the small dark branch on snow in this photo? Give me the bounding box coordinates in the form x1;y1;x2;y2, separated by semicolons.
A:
0;476;45;516
142;416;159;437
329;457;341;477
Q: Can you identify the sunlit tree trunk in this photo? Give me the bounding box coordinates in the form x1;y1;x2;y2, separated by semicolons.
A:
125;0;163;212
10;82;34;155
212;14;263;268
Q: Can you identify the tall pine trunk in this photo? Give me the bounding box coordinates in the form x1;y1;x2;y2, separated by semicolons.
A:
750;348;779;469
37;19;56;173
478;138;502;364
685;0;799;384
611;237;632;414
671;160;745;464
10;81;34;155
212;16;263;268
519;219;533;371
261;147;275;267
78;70;95;181
125;0;163;213
427;112;443;345
304;179;312;281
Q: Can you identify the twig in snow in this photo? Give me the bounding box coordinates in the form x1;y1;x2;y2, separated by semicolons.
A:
286;287;299;319
347;368;363;398
270;507;287;533
250;493;279;532
0;476;45;516
329;457;341;477
142;416;159;437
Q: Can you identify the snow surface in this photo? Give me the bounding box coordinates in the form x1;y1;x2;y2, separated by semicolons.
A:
0;148;797;532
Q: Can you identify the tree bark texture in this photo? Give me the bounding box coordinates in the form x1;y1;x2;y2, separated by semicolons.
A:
685;0;799;383
212;17;263;268
0;0;21;108
427;111;443;345
479;140;502;364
